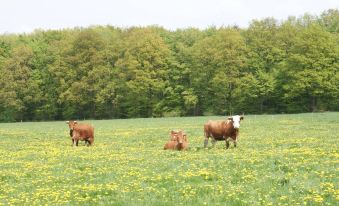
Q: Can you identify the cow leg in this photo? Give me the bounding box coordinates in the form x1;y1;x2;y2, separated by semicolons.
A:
72;139;79;147
204;137;209;148
84;140;89;146
225;138;230;149
211;138;217;147
234;140;237;148
73;139;77;147
88;138;93;146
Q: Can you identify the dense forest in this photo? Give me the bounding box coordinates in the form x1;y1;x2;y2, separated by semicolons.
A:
0;9;338;122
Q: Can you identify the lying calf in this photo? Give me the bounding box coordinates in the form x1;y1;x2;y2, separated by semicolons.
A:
164;130;188;151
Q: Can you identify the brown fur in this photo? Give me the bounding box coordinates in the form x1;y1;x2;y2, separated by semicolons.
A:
204;118;242;149
169;130;187;141
164;130;188;151
66;121;94;146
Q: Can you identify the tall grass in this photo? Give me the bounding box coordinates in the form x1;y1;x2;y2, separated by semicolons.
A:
0;113;338;205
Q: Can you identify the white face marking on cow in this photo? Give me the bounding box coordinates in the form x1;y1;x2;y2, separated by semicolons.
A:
232;115;241;129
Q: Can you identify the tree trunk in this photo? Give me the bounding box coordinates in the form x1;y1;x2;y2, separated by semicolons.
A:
311;96;317;112
260;99;264;113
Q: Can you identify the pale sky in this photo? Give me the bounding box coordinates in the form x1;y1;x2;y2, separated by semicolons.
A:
0;0;338;34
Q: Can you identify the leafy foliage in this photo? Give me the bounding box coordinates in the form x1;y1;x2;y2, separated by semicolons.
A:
0;10;338;121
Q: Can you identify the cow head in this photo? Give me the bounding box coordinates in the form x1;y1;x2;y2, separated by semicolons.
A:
176;131;186;144
171;130;187;143
227;115;244;129
170;130;178;141
66;120;78;130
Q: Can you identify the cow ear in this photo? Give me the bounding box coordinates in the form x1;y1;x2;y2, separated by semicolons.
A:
227;117;233;120
183;134;187;141
66;121;69;124
240;116;244;120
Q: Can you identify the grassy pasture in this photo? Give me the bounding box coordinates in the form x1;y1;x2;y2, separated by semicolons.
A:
0;113;338;205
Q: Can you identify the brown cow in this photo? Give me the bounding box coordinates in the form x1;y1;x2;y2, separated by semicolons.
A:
164;130;188;151
169;130;185;141
204;115;244;149
66;120;94;146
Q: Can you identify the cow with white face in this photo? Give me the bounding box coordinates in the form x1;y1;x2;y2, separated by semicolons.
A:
204;115;244;149
228;115;243;129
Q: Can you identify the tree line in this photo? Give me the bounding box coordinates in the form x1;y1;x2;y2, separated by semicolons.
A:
0;9;338;122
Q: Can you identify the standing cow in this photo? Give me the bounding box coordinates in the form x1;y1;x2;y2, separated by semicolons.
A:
66;120;94;146
204;115;244;149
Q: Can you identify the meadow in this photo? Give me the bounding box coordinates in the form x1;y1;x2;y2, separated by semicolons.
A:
0;113;338;205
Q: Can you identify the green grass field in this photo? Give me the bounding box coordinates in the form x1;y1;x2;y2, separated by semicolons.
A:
0;113;338;205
